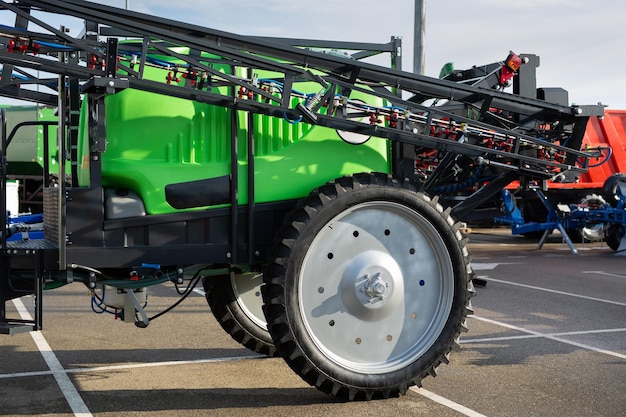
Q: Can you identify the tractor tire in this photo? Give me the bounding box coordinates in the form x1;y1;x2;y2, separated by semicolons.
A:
204;272;278;357
602;173;626;207
605;223;626;252
263;173;474;400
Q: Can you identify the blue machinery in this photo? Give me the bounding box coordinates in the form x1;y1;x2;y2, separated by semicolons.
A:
497;180;626;254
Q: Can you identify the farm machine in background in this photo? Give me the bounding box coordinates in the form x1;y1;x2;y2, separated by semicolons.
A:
0;0;608;401
422;55;626;252
495;110;626;253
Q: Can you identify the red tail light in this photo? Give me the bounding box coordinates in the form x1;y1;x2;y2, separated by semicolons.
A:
500;52;523;86
505;52;522;72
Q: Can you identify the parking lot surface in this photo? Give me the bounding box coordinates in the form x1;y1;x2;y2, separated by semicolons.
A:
1;227;625;416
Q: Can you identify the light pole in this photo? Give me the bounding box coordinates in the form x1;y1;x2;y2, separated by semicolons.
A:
413;0;425;75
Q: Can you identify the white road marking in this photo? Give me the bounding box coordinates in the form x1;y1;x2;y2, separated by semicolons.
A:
582;270;626;279
12;298;93;417
411;387;488;417
480;276;626;307
0;354;264;380
462;327;626;344
471;262;517;271
469;315;626;360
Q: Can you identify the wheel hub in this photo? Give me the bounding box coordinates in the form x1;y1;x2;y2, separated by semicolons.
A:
340;250;403;320
361;272;388;302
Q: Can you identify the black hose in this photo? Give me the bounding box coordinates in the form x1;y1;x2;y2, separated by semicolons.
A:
135;270;203;327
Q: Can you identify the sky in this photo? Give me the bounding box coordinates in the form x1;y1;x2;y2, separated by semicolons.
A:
2;0;625;109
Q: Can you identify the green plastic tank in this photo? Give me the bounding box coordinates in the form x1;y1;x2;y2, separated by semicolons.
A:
78;50;391;215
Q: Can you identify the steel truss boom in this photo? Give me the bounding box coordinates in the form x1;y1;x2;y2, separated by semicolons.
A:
0;0;604;184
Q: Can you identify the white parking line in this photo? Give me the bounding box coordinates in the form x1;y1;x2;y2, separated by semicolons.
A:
0;353;264;380
12;298;93;417
469;315;626;360
462;327;626;344
411;387;488;417
480;276;626;307
472;262;518;270
582;270;626;279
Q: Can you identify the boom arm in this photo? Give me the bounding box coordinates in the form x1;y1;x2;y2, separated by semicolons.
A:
0;0;603;186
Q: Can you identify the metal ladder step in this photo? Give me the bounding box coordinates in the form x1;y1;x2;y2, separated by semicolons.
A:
0;321;36;335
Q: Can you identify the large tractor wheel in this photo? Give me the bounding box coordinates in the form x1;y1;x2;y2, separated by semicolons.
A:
605;224;626;252
204;272;278;357
602;173;626;207
263;173;474;400
601;174;626;252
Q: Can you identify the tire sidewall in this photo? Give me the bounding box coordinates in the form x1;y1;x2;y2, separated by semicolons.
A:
603;173;626;207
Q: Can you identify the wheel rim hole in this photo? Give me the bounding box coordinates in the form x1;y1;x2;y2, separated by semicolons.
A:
329;320;335;327
353;230;359;237
318;287;325;294
409;248;416;255
327;252;334;260
384;229;391;236
419;279;425;286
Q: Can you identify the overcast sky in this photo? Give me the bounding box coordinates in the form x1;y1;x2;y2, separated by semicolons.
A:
110;0;624;109
3;0;625;108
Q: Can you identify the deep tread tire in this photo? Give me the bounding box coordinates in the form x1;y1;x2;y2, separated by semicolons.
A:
605;224;626;252
263;173;474;400
602;173;626;207
205;273;278;357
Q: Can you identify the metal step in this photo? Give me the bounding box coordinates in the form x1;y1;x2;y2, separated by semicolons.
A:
0;321;36;335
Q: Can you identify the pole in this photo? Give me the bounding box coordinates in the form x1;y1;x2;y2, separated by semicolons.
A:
413;0;425;75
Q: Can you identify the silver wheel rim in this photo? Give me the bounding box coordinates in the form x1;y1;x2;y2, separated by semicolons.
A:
298;201;455;374
579;195;607;242
232;272;267;330
582;223;605;242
